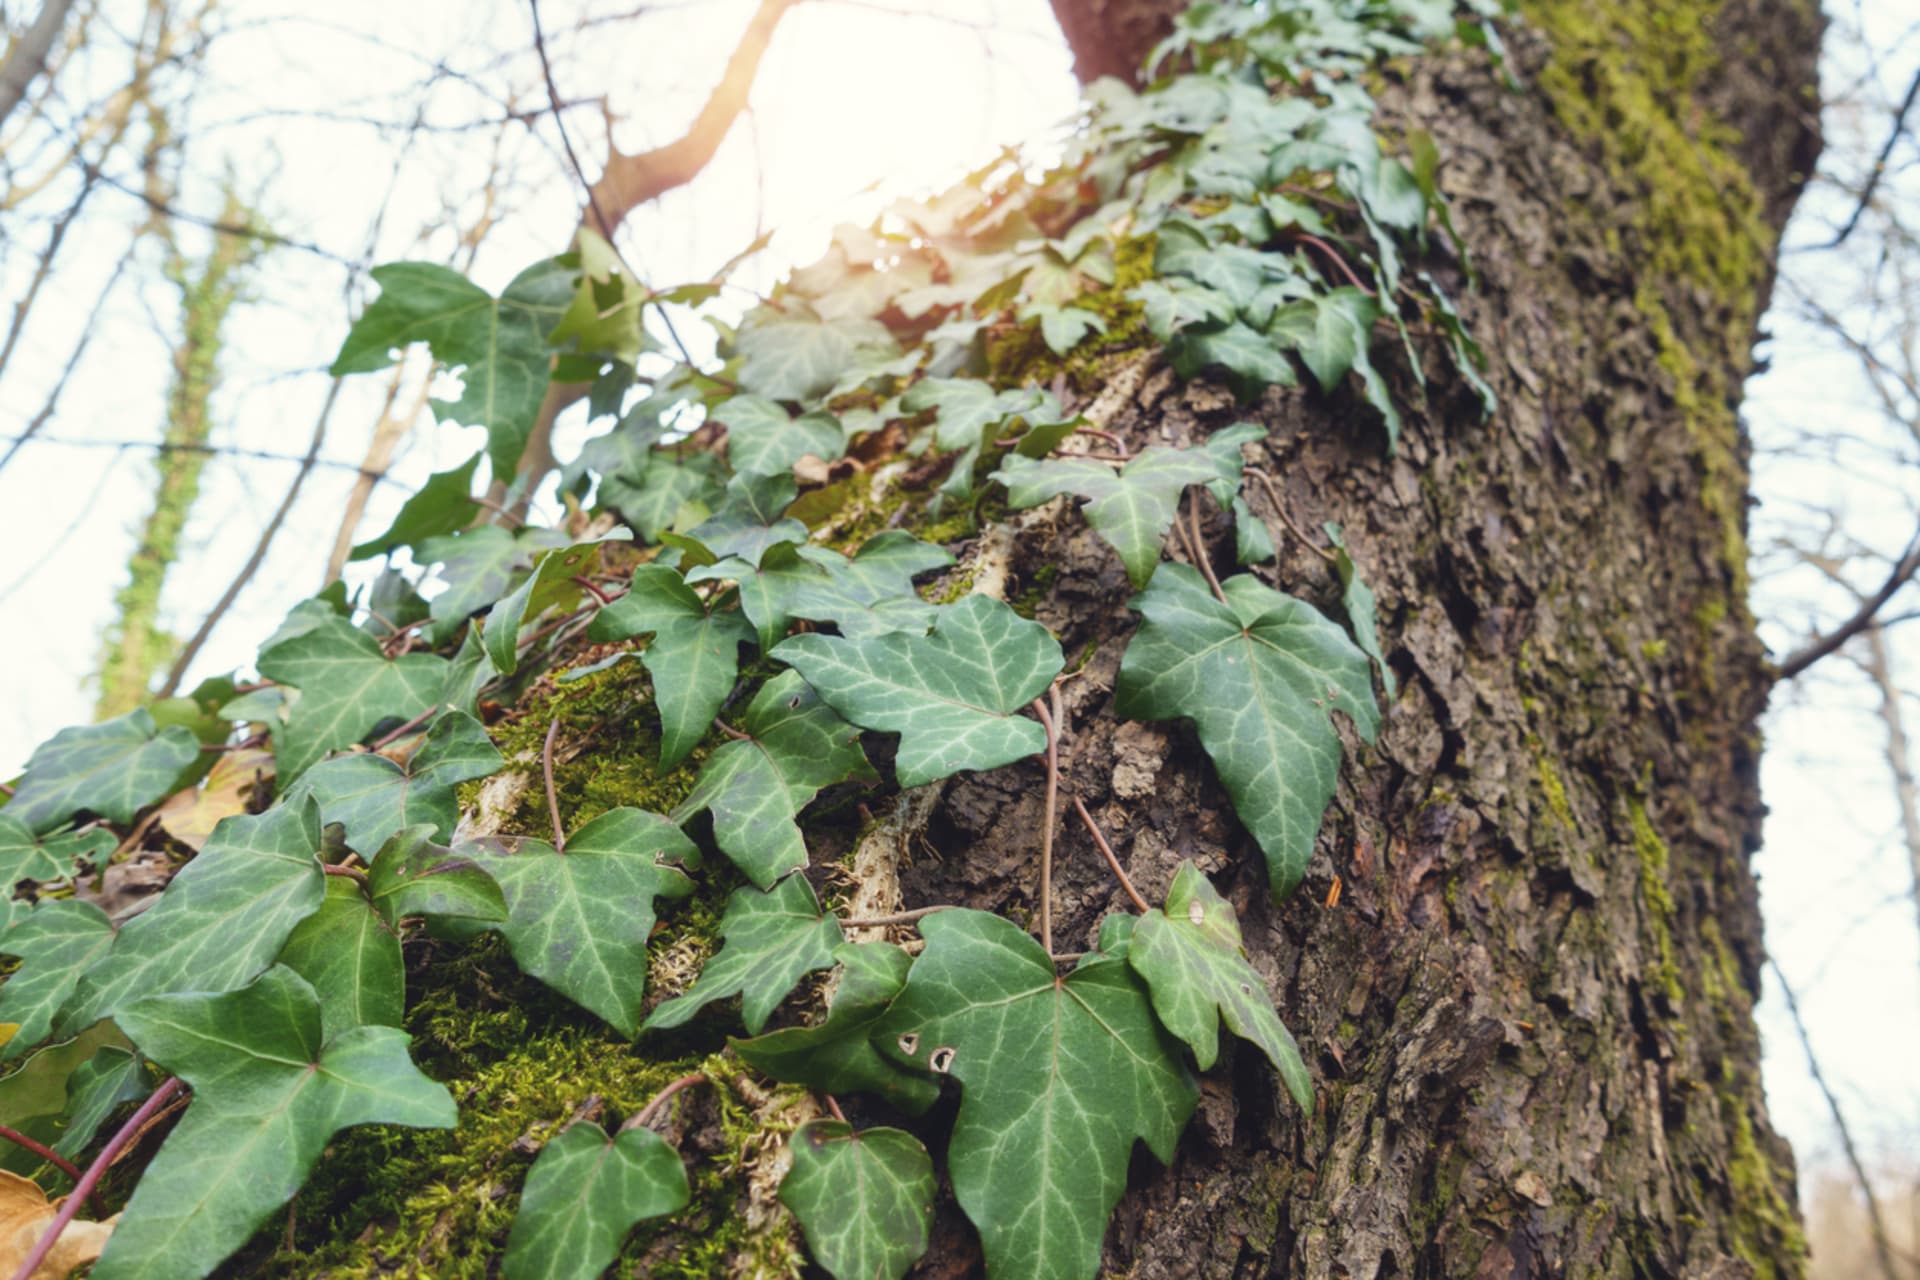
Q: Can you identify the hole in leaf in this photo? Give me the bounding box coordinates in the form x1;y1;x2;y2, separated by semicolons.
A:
1187;901;1205;926
929;1046;957;1074
897;1032;920;1056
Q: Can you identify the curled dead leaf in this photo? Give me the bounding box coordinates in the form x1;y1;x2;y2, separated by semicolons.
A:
154;747;275;851
0;1169;117;1279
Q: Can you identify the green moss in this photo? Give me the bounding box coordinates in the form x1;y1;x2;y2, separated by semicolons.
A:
984;235;1157;390
1532;747;1576;830
1626;796;1683;1003
1724;1100;1808;1276
1529;0;1770;597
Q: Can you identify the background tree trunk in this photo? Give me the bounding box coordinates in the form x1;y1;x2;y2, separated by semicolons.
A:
902;0;1822;1275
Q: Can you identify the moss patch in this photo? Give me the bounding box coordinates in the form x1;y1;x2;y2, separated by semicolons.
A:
1625;796;1682;1004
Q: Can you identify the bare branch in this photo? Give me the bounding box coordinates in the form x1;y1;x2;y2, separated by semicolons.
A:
0;0;81;131
1807;62;1920;253
1775;526;1920;681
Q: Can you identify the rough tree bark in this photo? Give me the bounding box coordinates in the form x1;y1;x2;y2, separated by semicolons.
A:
241;1;1823;1275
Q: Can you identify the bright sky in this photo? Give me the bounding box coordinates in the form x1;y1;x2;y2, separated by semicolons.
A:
0;0;1912;1199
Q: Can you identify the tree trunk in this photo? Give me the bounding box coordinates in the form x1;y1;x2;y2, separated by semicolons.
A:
176;2;1820;1275
952;0;1817;1275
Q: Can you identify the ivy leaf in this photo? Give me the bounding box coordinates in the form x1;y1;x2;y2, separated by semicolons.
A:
900;379;1052;499
95;966;456;1280
1267;289;1400;447
1115;565;1378;897
675;671;876;888
736;311;896;402
464;809;696;1036
875;910;1197;1280
716;395;844;477
4;709;200;835
994;447;1221;587
643;873;843;1035
1199;421;1266;503
0;814;114;887
0;901;115;1059
780;1121;935;1280
366;825;508;931
1325;522;1396;698
585;564;755;769
685;473;807;564
256;615;449;783
56;800;328;1036
0;1023;129;1174
276;876;404;1041
501;1121;689;1280
484;542;606;675
773;594;1063;787
1171;321;1298;397
693;533;952;652
417;526;570;644
1022;303;1106;356
1128;277;1235;342
549;228;649;358
330;260;571;477
283;710;503;857
733;941;937;1114
53;1043;149;1160
1233;496;1277;563
349;453;482;561
613;452;725;542
1129;862;1311;1109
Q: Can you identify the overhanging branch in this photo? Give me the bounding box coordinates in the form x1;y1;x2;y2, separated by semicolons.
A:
1775;525;1920;681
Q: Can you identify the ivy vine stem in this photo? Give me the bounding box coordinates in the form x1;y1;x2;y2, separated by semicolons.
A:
368;706;435;752
0;1122;94;1207
1245;467;1336;564
839;905;955;929
624;1072;709;1132
8;1076;182;1280
1070;795;1150;915
1186;494;1228;604
322;863;369;886
542;717;565;851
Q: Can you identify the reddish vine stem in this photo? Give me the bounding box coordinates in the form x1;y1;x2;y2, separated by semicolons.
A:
570;575;614;605
839;905;956;929
1069;449;1133;464
0;1124;94;1206
821;1093;848;1124
1072;425;1127;449
625;1072;709;1132
1293;233;1376;297
9;1077;182;1280
1187;494;1228;604
1245;467;1336;564
322;864;369;886
1031;690;1064;957
713;717;750;742
543;718;566;851
1070;796;1151;914
369;707;435;752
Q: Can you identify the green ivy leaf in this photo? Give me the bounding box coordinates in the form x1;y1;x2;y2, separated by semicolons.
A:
716;395;844;477
1115;565;1378;897
692;533;952;652
464;809;696;1036
4;709;200;835
1127;277;1235;342
736;311;896;402
900;378;1052;499
0;901;115;1059
685;473;807;564
994;447;1221;587
643;873;842;1035
1022;302;1106;355
612;452;725;542
675;671;876;888
417;526;570;644
1129;862;1311;1109
283;710;503;857
585;564;755;769
1325;522;1396;698
53;1043;149;1161
56;800;328;1036
548;228;649;359
773;594;1063;787
1267;288;1400;447
256;615;449;783
875;910;1196;1280
484;542;605;675
0;1023;128;1174
330;260;571;477
349;453;483;561
501;1120;690;1280
0;814;114;887
780;1121;936;1280
96;966;456;1280
276;875;404;1041
366;826;508;931
733;941;937;1114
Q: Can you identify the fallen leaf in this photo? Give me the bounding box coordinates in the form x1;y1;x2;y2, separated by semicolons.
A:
0;1169;118;1279
154;748;274;851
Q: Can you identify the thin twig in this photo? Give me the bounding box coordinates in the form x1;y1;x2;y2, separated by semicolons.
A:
1246;467;1337;563
0;1124;92;1204
1293;233;1376;297
369;707;435;752
1032;692;1062;957
1072;425;1127;449
712;718;750;741
840;905;956;929
821;1093;848;1124
571;575;614;605
1187;493;1227;603
9;1077;183;1280
625;1072;709;1131
1070;796;1150;914
1775;525;1920;681
1807;62;1920;252
543;718;566;851
1769;960;1904;1280
322;864;369;886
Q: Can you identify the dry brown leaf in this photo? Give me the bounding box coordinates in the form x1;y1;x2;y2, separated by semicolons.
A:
154;747;274;851
0;1169;117;1279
